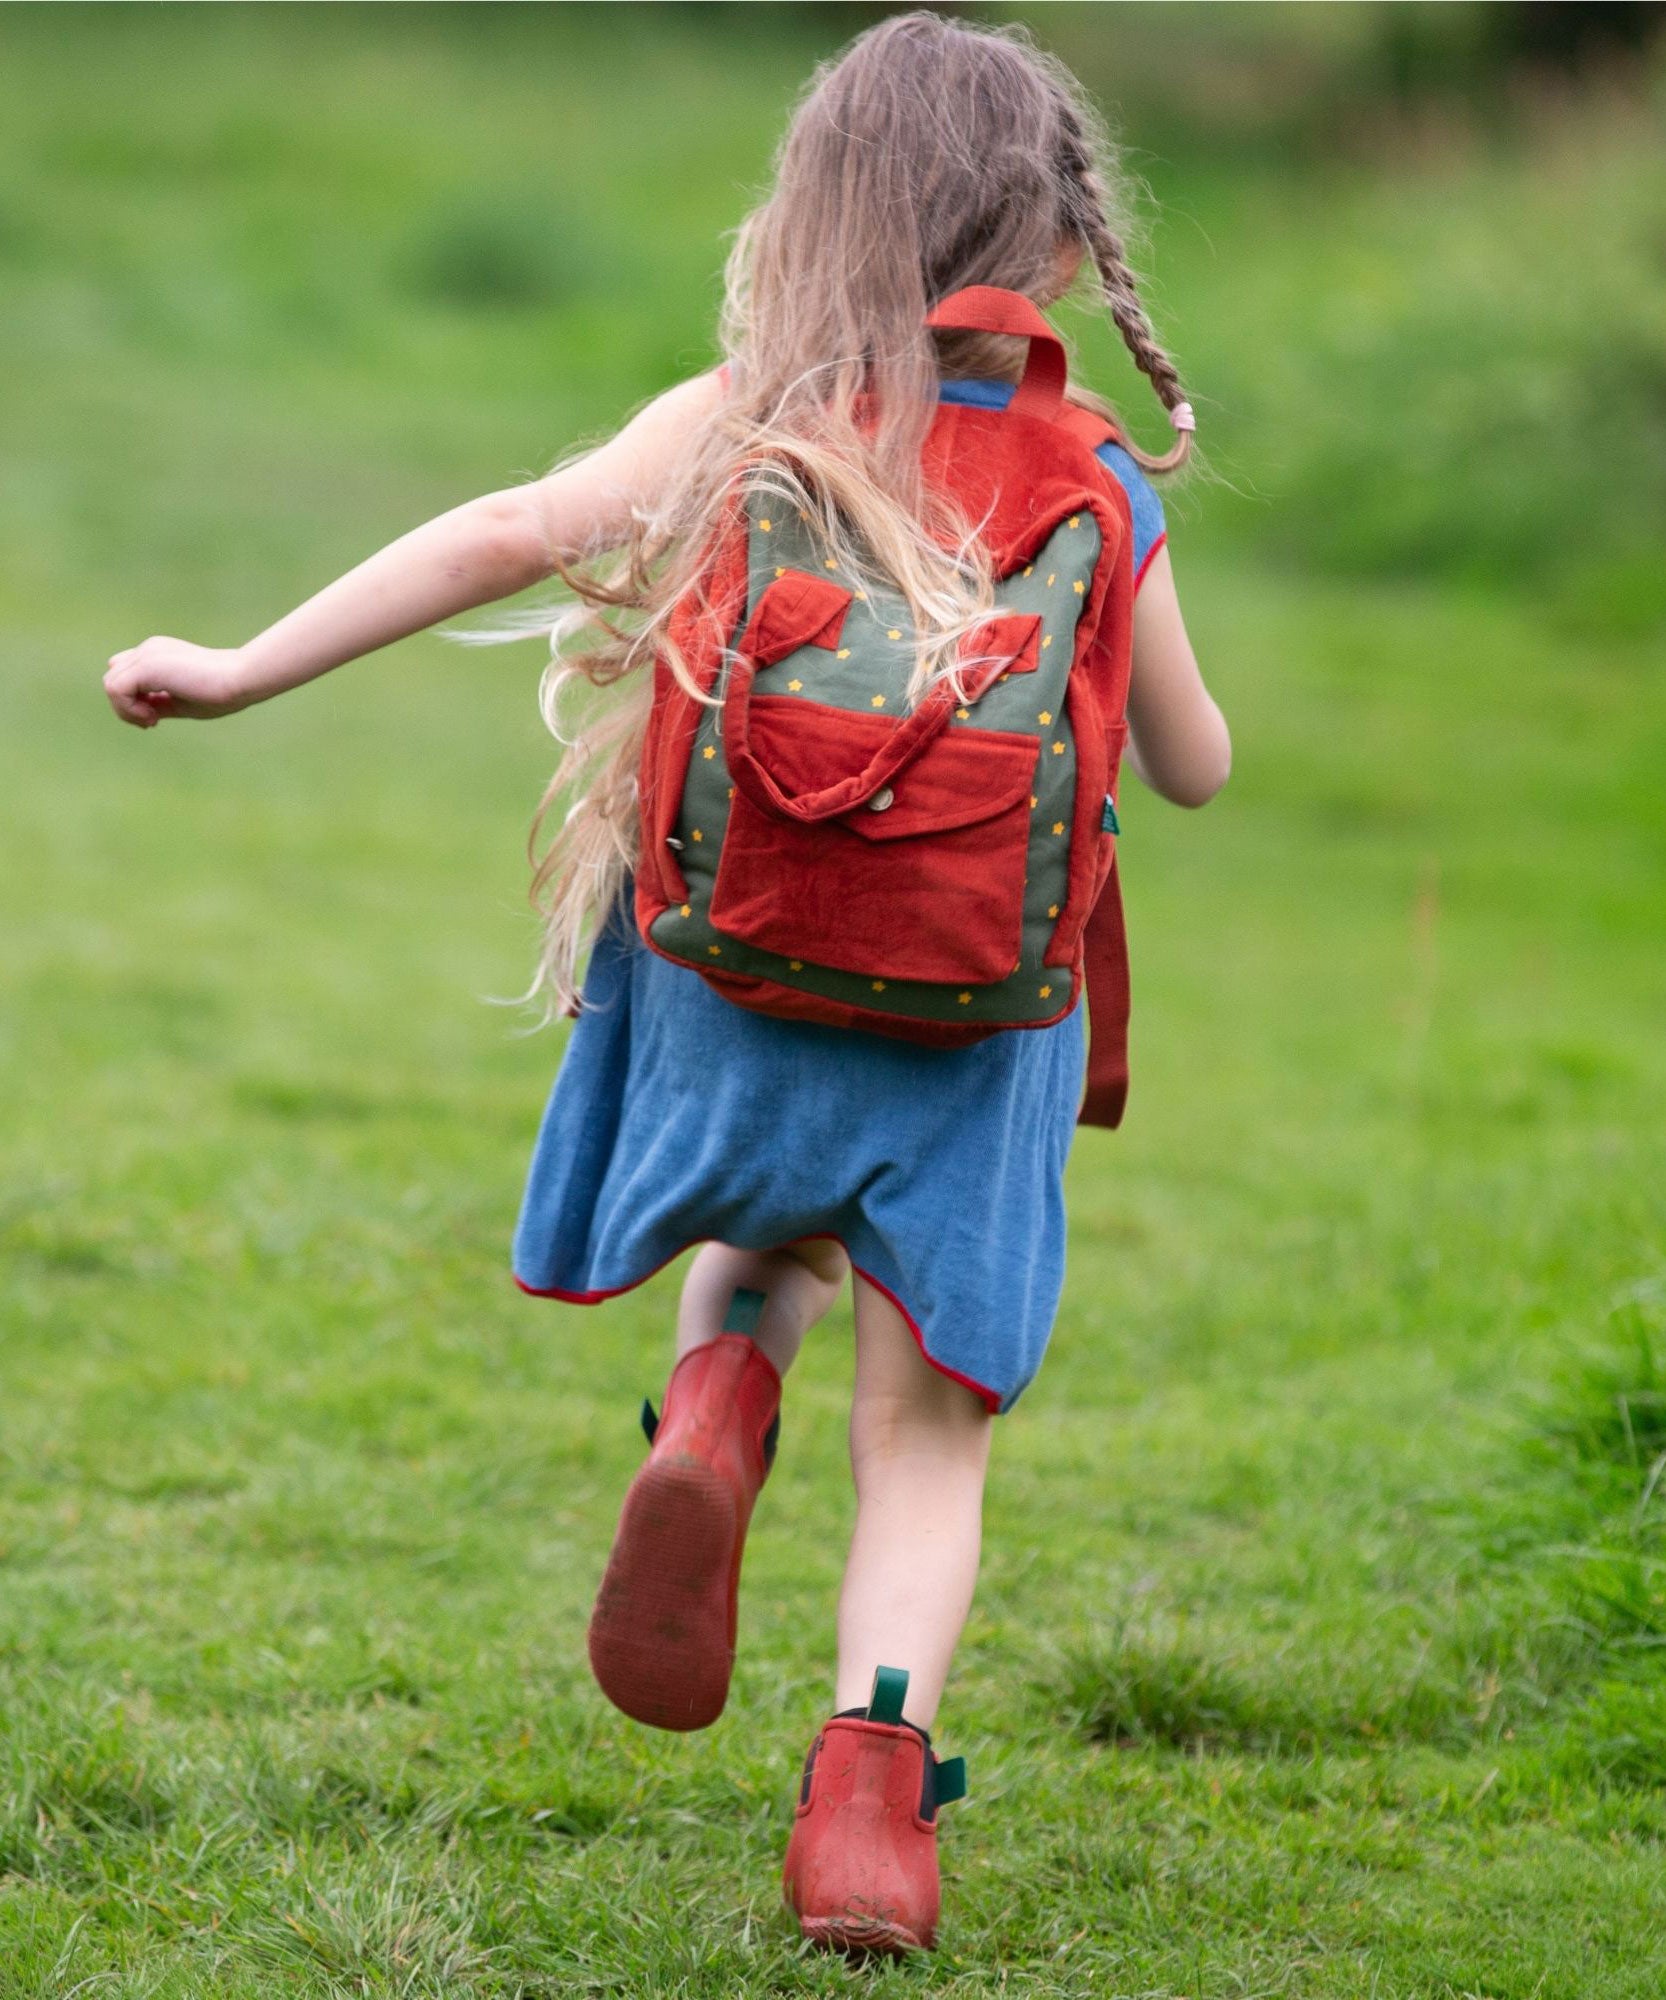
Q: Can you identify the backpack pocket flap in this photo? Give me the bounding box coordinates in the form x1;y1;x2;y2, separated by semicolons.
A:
736;571;853;667
710;701;1040;984
745;696;1039;843
960;611;1043;697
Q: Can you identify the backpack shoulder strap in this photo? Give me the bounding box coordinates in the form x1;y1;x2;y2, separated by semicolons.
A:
1052;400;1121;457
1078;854;1131;1128
1057;394;1134;1130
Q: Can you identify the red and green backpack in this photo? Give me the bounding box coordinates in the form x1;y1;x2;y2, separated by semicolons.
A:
633;285;1137;1128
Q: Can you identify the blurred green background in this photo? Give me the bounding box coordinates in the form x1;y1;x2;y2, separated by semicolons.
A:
3;5;1666;1994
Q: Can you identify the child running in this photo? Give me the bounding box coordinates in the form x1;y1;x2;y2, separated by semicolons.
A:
103;11;1229;1957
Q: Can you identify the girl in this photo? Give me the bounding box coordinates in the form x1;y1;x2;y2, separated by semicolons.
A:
103;11;1228;1958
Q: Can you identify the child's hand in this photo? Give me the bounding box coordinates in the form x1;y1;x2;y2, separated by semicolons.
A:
103;639;253;728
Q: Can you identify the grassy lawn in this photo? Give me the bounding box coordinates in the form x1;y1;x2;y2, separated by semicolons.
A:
4;7;1665;1994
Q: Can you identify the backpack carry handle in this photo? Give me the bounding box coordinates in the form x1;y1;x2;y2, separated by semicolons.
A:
722;656;958;824
924;285;1068;421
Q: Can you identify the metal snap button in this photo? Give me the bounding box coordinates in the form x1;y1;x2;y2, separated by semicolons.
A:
868;786;895;812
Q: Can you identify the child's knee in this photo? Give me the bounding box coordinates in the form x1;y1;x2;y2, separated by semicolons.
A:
850;1373;992;1480
782;1236;850;1291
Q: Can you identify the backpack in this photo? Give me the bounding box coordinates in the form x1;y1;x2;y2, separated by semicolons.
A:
633;284;1136;1128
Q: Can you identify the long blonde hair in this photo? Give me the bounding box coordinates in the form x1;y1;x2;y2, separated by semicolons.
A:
455;10;1193;1022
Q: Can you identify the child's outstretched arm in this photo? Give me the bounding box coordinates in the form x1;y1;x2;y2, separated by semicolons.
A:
103;368;728;728
1122;545;1231;807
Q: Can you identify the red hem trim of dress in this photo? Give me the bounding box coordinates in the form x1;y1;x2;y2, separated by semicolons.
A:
512;1233;1003;1414
1132;530;1167;594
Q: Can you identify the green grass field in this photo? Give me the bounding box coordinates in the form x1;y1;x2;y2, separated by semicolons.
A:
4;7;1666;1994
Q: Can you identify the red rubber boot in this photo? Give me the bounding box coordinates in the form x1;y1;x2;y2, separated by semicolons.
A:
782;1666;968;1956
587;1298;781;1732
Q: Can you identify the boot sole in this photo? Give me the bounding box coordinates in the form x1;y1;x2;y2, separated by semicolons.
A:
587;1454;737;1731
799;1914;925;1958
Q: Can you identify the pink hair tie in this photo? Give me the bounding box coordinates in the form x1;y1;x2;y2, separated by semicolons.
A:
1169;401;1196;434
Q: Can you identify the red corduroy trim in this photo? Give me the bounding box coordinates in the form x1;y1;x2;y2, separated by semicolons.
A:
1132;530;1168;595
512;1233;1003;1414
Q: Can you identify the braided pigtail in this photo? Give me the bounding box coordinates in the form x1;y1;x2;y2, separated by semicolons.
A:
1055;106;1195;475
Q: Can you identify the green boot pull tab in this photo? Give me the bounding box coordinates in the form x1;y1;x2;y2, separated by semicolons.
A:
867;1664;909;1725
724;1287;768;1337
933;1754;967;1804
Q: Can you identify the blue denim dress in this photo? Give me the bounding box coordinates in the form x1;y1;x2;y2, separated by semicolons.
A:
511;380;1166;1412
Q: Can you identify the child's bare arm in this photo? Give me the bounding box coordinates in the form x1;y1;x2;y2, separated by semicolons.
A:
1122;545;1230;807
103;367;728;727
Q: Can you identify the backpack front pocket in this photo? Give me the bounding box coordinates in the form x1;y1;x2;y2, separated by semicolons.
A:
709;695;1041;985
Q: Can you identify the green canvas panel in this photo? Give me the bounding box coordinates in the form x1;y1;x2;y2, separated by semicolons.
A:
648;491;1105;1027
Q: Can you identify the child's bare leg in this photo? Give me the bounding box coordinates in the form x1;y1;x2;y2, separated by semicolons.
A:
675;1238;849;1378
835;1276;994;1730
